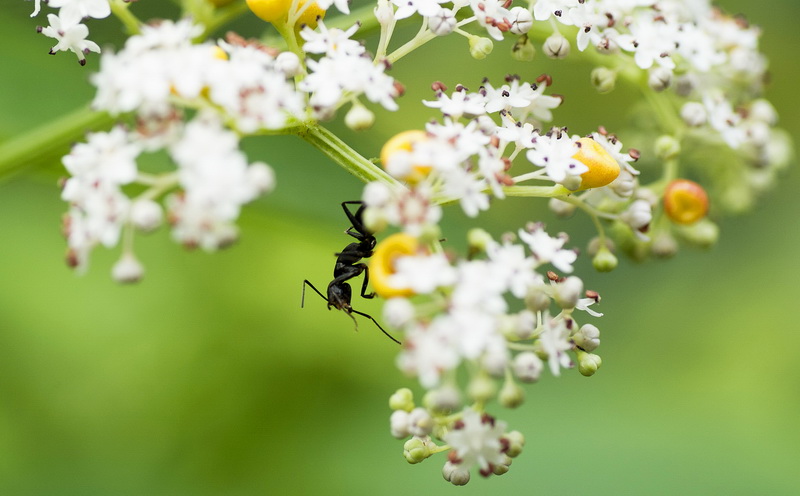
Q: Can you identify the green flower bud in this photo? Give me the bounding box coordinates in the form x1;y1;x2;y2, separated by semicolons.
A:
591;67;616;93
651;230;678;258
403;437;432;464
499;379;525;409
469;36;494;60
592;246;618;272
467;228;494;255
389;388;414;412
678;218;719;248
511;35;536;62
493;456;512;475
423;386;461;414
503;430;525;458
576;350;602;377
443;461;471;485
467;373;497;403
655;135;681;161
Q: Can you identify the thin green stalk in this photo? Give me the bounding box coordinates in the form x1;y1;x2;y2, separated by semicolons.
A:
110;0;142;35
0;106;113;181
298;124;403;187
201;1;252;38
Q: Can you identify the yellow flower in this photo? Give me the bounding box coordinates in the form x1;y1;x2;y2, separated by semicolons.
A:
573;137;620;190
246;0;325;28
663;179;709;225
380;130;432;184
369;233;420;298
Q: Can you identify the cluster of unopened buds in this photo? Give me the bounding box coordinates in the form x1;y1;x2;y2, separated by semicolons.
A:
22;0;792;485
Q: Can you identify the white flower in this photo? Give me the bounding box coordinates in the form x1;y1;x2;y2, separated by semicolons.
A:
518;226;577;273
485;241;537;299
392;0;447;20
423;88;486;119
301;21;364;57
397;317;461;388
538;315;573;376
388;253;457;294
48;0;111;24
526;131;587;183
483;78;539;114
313;0;351;14
61;127;140;188
443;408;508;472
40;13;100;65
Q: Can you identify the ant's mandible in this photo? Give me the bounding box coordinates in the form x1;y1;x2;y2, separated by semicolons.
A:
302;201;401;344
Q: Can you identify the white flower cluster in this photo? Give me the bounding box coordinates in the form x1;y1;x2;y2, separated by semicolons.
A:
382;225;604;483
61;113;274;279
365;77;643;237
32;0;108;65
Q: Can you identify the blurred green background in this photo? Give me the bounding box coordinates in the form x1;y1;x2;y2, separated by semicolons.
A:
1;1;798;494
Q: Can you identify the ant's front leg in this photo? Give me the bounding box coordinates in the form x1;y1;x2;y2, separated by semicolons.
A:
341;201;369;240
359;263;376;299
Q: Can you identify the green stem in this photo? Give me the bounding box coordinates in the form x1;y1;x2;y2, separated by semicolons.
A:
110;0;142;35
298;125;403;187
502;184;573;198
0;106;113;181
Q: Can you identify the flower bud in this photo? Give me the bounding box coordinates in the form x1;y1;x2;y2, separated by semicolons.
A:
572;324;600;352
553;276;583;309
404;436;433;464
390;410;410;438
592;246;618;272
374;0;394;25
130;199;163;232
469;36;494;60
509;7;533;35
621;199;652;231
548;197;576;217
681;102;707;127
408;407;434;437
511;35;536;62
344;103;375;131
112;253;144;284
467;373;496;403
663;179;708;225
678;218;719;248
648;67;672;92
499;380;525;408
429;8;456;36
493;455;512;475
655;135;681;161
275;51;302;77
503;431;525;458
543;34;570;59
591;67;616;94
423;385;461;413
576;350;602;377
651;230;678;258
525;284;551;312
609;169;637;198
389;387;415;412
467;228;493;256
513;352;543;383
443;461;471;485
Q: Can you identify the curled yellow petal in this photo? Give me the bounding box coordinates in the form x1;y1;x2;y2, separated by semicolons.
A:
573;137;620;190
663;179;709;225
380;130;432;184
246;0;325;28
369;233;419;298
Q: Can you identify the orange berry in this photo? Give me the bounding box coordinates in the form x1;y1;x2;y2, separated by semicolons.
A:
380;130;432;183
368;233;420;298
663;179;709;225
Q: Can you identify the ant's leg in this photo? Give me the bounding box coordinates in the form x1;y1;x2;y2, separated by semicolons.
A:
350;308;401;345
341;201;368;240
302;279;328;308
357;263;376;299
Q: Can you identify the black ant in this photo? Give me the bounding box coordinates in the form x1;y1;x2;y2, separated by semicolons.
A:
302;201;401;345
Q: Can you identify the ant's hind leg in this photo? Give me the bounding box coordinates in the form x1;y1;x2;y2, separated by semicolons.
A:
302;279;328;308
350;308;401;345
